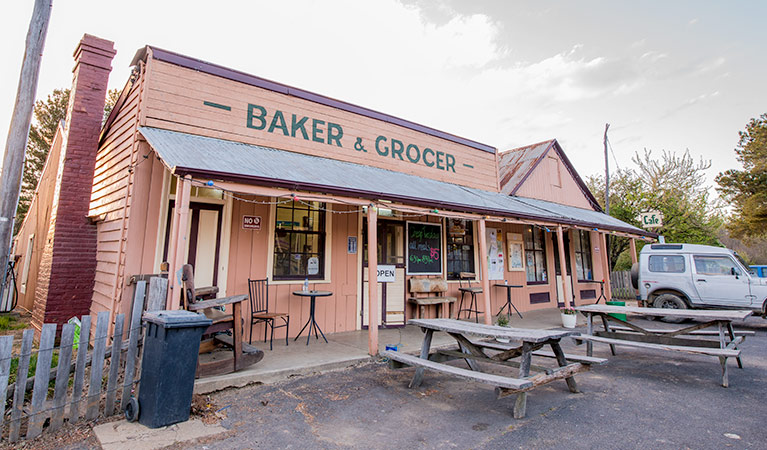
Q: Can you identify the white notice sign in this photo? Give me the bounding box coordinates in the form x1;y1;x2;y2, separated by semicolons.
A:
377;265;396;283
307;257;319;275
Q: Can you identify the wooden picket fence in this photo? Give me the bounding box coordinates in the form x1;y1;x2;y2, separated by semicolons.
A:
0;281;150;443
609;270;637;300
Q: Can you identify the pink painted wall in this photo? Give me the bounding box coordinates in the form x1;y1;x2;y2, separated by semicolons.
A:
514;153;593;209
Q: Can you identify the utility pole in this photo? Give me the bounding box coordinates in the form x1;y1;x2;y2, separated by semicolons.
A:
0;0;54;301
603;123;610;214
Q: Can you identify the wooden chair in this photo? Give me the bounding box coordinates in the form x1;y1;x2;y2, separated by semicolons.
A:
249;278;289;350
457;272;483;323
181;264;264;377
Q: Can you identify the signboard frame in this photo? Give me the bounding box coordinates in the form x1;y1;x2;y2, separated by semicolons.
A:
406;221;443;275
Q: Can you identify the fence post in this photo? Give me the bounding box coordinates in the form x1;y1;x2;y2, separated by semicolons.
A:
50;323;75;431
0;335;14;437
9;329;34;442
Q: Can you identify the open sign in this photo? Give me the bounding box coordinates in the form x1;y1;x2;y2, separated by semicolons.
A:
377;265;396;283
242;215;262;230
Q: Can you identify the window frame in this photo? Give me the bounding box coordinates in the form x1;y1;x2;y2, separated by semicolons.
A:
272;201;327;281
524;227;548;285
445;218;476;280
573;230;593;282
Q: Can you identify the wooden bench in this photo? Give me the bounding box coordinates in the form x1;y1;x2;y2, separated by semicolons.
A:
608;325;755;337
575;334;742;358
466;340;608;366
408;278;457;319
382;350;532;391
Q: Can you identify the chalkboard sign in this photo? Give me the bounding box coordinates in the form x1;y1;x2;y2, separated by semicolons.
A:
407;221;443;275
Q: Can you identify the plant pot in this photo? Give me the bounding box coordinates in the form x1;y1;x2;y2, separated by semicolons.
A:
561;313;577;329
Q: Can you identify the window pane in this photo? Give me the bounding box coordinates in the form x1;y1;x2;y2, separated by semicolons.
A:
649;255;685;273
276;207;295;230
273;202;326;279
446;219;475;280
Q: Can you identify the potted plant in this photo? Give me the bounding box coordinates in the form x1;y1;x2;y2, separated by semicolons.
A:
495;314;511;342
560;307;577;328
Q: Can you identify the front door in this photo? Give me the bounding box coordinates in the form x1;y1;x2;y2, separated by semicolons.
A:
163;201;224;289
552;233;574;307
362;221;406;328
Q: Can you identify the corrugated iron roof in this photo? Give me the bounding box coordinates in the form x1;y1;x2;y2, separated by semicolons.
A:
498;140;555;195
139;127;653;237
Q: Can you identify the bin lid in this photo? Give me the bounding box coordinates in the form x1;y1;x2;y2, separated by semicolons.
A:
142;310;213;328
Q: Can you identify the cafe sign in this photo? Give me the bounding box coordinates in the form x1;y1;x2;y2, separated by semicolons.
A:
638;210;663;229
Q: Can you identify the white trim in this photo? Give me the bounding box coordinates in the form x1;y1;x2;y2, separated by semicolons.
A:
20;234;34;295
217;194;233;297
153;169;171;272
356;211;363;330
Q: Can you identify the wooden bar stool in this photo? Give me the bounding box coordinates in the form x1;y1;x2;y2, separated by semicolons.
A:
457;272;483;323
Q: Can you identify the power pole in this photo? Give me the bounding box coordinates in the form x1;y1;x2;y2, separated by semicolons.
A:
603;123;611;273
603;123;610;214
0;0;54;301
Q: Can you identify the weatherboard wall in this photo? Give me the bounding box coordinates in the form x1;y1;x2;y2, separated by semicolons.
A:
512;152;594;209
139;56;500;192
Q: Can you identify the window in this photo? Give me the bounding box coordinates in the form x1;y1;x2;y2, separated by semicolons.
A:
572;230;593;281
648;255;685;273
524;227;547;283
694;256;739;276
20;235;34;294
273;201;326;280
446;219;475;280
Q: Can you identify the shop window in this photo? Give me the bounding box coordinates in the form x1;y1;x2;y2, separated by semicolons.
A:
573;230;593;281
524;227;547;284
446;219;475;280
273;201;326;280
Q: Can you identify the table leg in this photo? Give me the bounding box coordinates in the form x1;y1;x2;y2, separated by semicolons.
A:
232;301;244;371
586;313;593;357
600;315;617;356
726;322;743;369
410;329;434;388
508;289;523;319
717;322;729;387
550;340;578;393
513;342;532;419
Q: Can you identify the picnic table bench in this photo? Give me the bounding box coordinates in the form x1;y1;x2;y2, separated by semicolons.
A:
384;318;606;419
574;304;752;387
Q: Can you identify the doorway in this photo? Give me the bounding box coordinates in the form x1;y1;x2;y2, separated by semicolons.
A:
361;220;406;328
552;233;574;307
163;201;224;289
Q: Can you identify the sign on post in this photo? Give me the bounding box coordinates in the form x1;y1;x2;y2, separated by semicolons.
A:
377;265;396;283
638;211;663;228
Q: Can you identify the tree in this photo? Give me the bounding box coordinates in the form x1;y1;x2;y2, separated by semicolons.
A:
715;113;767;240
15;88;119;231
588;149;723;270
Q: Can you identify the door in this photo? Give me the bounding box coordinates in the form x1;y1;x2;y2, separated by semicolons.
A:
692;255;752;307
163;201;224;289
362;221;406;328
552;233;574;307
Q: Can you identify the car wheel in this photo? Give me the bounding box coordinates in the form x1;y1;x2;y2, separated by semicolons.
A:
653;293;687;323
630;263;639;289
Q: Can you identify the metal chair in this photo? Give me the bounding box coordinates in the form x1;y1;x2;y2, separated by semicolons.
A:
457;272;483;323
249;278;289;350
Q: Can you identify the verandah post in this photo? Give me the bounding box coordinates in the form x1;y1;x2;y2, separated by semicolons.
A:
600;232;613;302
556;226;572;309
477;218;492;325
367;204;378;355
166;175;192;309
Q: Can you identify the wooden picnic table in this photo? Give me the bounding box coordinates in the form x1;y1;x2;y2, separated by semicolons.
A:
383;318;606;419
574;304;753;387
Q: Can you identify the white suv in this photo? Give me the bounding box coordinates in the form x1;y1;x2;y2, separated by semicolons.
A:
633;243;767;317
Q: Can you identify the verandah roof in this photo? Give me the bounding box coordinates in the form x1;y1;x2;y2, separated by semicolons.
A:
138;127;655;238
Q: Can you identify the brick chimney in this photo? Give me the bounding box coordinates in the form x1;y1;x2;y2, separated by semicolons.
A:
32;35;116;329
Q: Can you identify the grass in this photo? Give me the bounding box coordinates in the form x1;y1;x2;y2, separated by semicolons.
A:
9;350;60;386
0;315;29;331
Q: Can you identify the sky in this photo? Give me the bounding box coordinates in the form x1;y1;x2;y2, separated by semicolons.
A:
1;0;765;193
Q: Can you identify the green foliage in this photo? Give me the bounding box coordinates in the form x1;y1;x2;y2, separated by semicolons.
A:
495;313;509;327
716;113;767;240
588;149;722;269
9;350;59;386
15;88;121;232
0;315;28;331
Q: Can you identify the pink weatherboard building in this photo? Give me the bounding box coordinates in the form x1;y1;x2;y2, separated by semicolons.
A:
14;34;654;352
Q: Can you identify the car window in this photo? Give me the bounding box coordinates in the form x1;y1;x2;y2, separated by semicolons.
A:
648;255;685;273
693;255;738;276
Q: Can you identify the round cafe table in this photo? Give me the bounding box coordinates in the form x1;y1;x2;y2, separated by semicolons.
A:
292;290;332;345
493;284;524;319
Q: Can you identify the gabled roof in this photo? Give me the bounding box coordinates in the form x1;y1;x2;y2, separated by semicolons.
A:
138;127;655;238
498;139;602;211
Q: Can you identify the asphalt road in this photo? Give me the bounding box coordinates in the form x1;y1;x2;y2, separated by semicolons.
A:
178;317;767;450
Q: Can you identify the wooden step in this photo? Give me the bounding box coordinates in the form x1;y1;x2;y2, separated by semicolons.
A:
383;351;532;390
576;335;741;358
